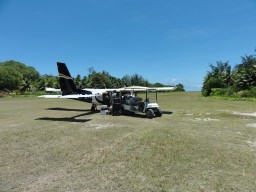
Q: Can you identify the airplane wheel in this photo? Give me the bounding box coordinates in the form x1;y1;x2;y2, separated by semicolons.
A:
121;107;125;115
146;109;154;119
121;107;128;115
91;105;96;112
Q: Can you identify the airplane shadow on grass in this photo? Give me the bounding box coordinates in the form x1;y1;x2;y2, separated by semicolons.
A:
36;108;95;123
36;117;91;123
46;107;91;112
36;108;174;122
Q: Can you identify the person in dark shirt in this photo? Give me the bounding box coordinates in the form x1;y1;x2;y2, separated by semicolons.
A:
112;91;121;115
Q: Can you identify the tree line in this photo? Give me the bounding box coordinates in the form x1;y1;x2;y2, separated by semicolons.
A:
0;60;184;95
202;49;256;98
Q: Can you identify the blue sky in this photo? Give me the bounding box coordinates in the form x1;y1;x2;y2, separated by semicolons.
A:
0;0;256;91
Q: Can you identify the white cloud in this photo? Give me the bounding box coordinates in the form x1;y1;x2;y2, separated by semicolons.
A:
168;78;177;84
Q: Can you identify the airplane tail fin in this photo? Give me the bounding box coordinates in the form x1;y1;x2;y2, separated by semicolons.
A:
57;62;78;95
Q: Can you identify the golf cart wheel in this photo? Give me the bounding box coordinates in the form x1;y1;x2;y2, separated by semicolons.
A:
156;109;162;117
146;109;154;119
129;111;135;116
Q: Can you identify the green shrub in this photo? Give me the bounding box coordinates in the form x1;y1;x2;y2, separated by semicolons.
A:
237;88;256;98
247;87;256;97
210;87;235;97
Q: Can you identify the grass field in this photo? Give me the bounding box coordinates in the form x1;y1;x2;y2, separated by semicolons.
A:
0;92;256;192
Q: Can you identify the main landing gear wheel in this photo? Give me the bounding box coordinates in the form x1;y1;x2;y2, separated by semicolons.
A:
91;104;96;112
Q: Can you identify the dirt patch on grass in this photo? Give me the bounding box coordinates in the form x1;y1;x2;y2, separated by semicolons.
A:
246;141;256;148
231;111;256;117
192;118;220;122
246;123;256;128
7;124;20;128
89;122;123;129
24;169;67;192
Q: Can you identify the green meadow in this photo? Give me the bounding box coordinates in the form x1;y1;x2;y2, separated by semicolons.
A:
0;92;256;192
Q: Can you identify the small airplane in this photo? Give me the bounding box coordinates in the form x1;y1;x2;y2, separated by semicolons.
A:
39;62;176;111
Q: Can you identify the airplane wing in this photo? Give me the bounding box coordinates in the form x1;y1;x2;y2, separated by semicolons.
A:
115;86;176;92
82;88;120;92
153;87;176;91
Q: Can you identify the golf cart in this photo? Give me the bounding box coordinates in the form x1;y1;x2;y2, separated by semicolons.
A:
121;88;162;118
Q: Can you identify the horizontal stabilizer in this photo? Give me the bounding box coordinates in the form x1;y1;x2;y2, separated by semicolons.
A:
38;94;95;99
38;95;63;98
60;94;95;98
45;88;61;92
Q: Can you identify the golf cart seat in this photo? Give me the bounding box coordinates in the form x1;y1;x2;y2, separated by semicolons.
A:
130;97;142;106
